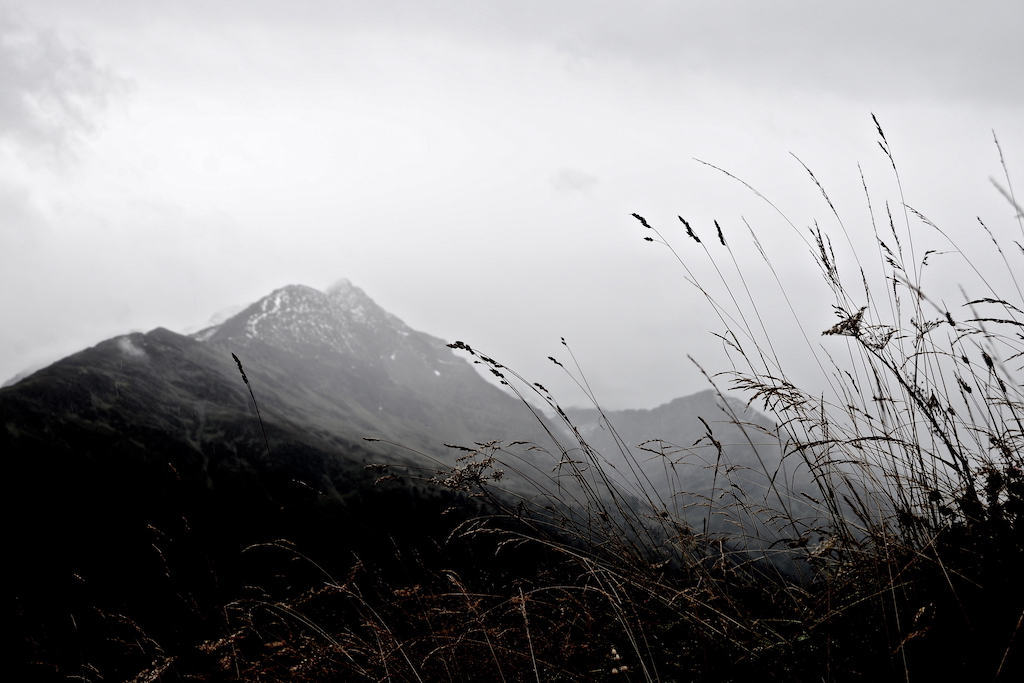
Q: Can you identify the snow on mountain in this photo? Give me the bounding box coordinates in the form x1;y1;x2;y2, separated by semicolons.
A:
195;281;442;366
190;279;509;414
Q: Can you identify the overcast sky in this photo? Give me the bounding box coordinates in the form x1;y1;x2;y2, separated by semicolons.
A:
1;0;1021;409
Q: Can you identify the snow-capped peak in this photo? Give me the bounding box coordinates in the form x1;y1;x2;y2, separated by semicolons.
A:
193;281;419;363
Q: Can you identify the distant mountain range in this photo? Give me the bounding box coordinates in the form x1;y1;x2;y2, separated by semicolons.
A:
5;278;789;680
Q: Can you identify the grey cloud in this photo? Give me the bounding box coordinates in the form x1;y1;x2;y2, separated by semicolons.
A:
116;335;147;359
26;1;1021;104
0;14;127;153
532;2;1024;105
552;167;598;193
192;1;1023;103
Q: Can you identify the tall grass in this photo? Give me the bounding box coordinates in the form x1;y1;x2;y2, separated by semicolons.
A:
209;119;1022;681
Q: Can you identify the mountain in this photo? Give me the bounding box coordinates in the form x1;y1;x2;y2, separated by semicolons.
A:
4;279;555;509
564;391;813;533
565;390;780;489
189;279;556;462
4;279;557;681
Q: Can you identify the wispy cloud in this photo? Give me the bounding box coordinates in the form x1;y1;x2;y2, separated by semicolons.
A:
551;167;598;194
0;14;128;156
